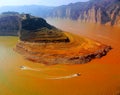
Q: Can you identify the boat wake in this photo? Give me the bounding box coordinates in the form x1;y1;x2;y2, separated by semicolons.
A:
47;73;81;80
20;66;41;71
20;66;81;79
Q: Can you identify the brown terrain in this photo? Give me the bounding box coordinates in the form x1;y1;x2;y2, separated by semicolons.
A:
0;0;120;94
0;12;112;65
16;32;111;65
13;13;111;65
0;0;120;27
48;0;120;26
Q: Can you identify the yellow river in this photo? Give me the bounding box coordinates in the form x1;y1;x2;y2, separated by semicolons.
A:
0;18;120;95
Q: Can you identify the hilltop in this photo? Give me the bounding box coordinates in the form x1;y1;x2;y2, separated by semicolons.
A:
0;12;20;36
0;12;69;43
20;13;69;42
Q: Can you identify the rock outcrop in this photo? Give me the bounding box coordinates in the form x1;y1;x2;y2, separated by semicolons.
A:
48;0;120;26
0;12;69;43
16;32;112;65
0;0;120;26
20;14;69;42
0;12;20;36
0;12;111;64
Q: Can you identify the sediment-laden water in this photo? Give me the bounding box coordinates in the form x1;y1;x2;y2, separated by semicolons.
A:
0;19;120;95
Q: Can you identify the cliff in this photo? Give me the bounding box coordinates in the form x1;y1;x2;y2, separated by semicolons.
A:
0;12;20;36
0;0;120;26
0;12;111;64
48;0;120;26
0;12;69;43
20;14;69;42
12;14;111;65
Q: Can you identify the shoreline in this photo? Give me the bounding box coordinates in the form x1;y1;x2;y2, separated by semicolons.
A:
15;32;112;65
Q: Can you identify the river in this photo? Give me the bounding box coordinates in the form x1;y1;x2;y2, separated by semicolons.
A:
0;18;120;95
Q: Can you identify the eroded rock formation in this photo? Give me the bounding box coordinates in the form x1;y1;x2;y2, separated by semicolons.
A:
20;14;69;43
0;12;111;64
48;0;120;26
16;32;112;65
0;0;120;26
0;12;69;43
0;12;20;35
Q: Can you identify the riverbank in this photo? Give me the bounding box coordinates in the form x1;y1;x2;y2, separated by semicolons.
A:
15;32;111;65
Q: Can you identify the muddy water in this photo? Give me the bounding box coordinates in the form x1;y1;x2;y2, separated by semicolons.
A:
0;19;120;95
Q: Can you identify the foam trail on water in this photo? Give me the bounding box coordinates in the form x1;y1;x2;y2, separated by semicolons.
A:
47;73;81;80
20;66;41;71
20;66;81;79
20;66;65;72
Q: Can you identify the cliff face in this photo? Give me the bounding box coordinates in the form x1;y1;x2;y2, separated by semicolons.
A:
0;0;119;26
0;12;20;36
49;0;120;26
0;12;69;43
20;14;69;42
